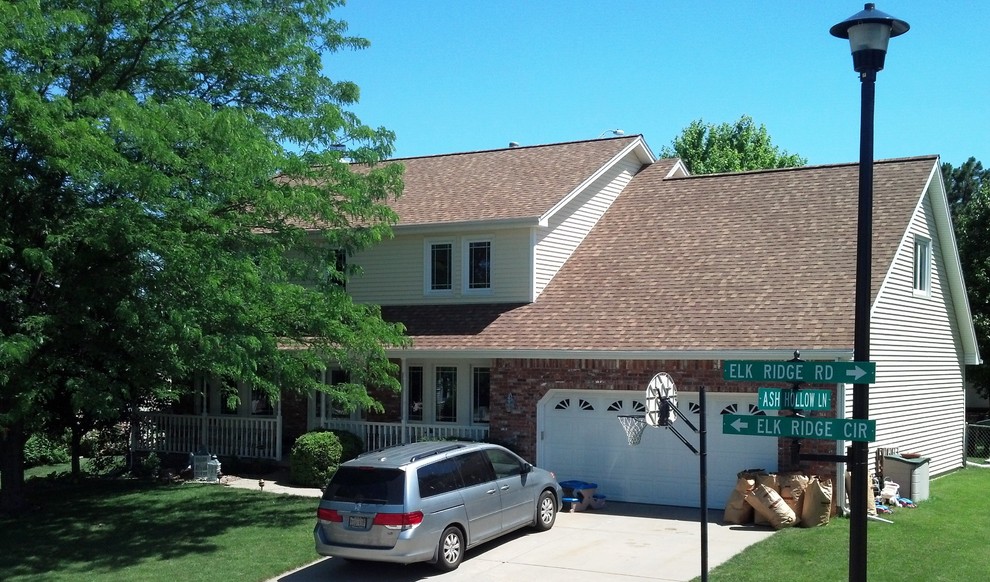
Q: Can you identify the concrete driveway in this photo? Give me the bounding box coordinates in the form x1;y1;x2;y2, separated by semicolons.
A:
265;502;776;582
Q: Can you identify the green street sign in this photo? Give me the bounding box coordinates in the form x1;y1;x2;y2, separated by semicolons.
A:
758;387;832;411
723;360;876;384
722;414;876;442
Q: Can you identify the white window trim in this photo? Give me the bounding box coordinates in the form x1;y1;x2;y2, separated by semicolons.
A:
913;235;932;297
424;239;454;296
462;236;493;295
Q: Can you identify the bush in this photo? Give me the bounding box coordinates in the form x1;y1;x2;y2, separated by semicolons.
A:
290;431;342;487
329;430;364;462
24;434;70;468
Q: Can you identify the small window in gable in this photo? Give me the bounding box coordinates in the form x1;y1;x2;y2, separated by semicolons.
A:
913;235;931;295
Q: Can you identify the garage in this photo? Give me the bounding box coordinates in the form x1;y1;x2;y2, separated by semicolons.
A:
536;389;779;508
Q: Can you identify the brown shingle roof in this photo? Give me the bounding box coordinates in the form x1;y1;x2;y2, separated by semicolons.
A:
385;137;644;226
386;156;935;353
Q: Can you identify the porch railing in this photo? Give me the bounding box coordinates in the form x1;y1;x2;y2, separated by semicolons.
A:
132;413;282;461
322;419;489;451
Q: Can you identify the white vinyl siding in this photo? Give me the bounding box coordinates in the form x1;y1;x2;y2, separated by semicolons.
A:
347;229;532;305
864;192;966;477
533;156;641;298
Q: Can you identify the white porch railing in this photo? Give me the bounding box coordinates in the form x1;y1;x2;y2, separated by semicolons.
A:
132;413;282;461
322;419;489;451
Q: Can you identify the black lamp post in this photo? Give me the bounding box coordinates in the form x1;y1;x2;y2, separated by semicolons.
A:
830;5;909;582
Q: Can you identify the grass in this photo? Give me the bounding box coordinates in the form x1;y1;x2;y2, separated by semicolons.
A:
0;477;319;582
4;467;986;582
702;468;990;581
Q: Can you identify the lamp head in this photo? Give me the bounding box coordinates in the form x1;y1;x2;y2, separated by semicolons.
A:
830;3;909;73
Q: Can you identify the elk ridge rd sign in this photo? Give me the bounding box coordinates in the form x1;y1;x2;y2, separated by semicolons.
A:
723;360;876;384
722;414;876;442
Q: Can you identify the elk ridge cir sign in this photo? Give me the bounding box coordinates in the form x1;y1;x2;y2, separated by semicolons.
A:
723;360;876;384
722;414;876;442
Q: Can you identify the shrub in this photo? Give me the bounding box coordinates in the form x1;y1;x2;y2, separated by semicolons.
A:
290;431;342;487
24;433;70;467
329;430;364;462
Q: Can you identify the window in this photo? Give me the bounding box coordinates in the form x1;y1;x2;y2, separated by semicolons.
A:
251;388;274;416
327;369;353;419
472;367;490;423
427;242;452;292
417;458;463;498
485;448;526;478
465;239;491;291
435;366;457;422
408;366;424;421
455;451;496;486
914;236;931;295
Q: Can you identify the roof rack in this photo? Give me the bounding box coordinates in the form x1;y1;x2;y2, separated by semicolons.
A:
409;443;464;463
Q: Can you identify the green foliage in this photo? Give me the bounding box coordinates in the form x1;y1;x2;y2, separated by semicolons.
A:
328;429;364;462
1;0;407;510
660;115;806;175
23;434;70;468
947;158;990;400
289;431;342;487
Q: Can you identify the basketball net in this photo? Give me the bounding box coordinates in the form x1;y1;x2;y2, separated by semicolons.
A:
617;415;647;446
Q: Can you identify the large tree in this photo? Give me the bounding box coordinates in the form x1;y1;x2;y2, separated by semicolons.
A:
1;0;406;514
944;158;990;401
660;115;806;174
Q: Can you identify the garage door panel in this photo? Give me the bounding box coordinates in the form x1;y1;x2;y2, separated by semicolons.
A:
539;390;778;508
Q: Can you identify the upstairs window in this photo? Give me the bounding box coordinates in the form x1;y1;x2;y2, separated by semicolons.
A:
466;240;491;291
914;236;931;295
427;241;452;293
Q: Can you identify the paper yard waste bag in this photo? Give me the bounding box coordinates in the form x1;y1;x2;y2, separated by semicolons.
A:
746;483;797;529
801;476;833;527
752;472;780;527
779;472;810;516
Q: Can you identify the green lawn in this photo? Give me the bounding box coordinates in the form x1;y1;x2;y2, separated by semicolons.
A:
0;478;319;582
702;468;990;581
3;467;986;581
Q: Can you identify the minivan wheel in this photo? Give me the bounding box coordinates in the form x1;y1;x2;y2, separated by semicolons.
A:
534;490;557;531
434;526;464;571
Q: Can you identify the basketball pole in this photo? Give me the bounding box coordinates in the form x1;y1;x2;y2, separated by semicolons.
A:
699;384;709;581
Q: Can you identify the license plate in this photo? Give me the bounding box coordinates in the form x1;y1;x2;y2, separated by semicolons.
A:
348;516;368;529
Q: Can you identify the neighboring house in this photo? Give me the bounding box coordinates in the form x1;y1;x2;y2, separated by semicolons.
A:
134;136;979;509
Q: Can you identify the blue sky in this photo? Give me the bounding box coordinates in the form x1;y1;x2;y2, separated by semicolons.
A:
325;1;988;168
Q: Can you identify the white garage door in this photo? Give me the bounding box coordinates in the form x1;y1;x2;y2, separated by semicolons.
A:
537;389;778;508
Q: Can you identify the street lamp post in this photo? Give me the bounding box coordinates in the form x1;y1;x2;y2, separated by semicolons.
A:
830;5;909;582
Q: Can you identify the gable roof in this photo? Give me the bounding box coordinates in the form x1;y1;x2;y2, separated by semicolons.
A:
384;136;654;228
386;155;978;360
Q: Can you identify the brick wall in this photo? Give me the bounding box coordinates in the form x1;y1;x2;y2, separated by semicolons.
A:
486;358;838;483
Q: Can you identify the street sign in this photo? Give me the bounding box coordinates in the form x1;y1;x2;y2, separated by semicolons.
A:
723;360;876;384
757;387;832;411
722;414;876;442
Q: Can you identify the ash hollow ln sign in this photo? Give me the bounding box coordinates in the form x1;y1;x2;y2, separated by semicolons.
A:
722;414;876;442
757;387;832;411
723;360;876;385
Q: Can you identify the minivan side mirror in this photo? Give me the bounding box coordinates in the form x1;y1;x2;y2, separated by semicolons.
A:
522;463;533;474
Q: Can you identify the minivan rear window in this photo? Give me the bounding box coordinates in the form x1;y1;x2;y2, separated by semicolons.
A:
322;467;405;505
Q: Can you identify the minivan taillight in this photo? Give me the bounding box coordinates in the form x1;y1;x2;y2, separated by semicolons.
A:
372;511;424;530
317;508;343;522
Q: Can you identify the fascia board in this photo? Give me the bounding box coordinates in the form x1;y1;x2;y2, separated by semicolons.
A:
385;347;854;361
538;136;654;225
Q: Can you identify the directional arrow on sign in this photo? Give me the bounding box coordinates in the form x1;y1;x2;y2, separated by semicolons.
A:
730;417;749;432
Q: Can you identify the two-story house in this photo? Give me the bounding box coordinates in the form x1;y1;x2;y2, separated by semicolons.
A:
134;135;979;509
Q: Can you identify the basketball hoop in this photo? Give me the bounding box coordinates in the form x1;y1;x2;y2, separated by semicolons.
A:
617;415;648;446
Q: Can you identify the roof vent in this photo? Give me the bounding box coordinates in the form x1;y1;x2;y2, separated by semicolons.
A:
508;141;520;148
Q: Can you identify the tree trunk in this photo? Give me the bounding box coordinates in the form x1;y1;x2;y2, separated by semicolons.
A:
70;421;83;478
0;419;28;516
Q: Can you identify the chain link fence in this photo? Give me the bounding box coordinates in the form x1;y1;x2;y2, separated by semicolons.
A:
966;422;990;466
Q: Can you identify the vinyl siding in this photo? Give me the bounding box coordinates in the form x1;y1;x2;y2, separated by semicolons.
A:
348;228;532;305
864;191;966;476
533;156;642;298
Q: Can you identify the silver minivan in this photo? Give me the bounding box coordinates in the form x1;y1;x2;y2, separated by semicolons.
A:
314;441;562;571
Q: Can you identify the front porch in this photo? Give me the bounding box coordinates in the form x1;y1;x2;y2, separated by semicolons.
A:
132;413;283;461
321;419;489;450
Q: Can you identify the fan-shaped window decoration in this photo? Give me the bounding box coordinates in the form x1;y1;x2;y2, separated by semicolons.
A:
607;400;623;412
748;404;767;416
632;400;646;412
554;399;570;410
688;402;701;414
720;403;738;415
578;399;594;411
